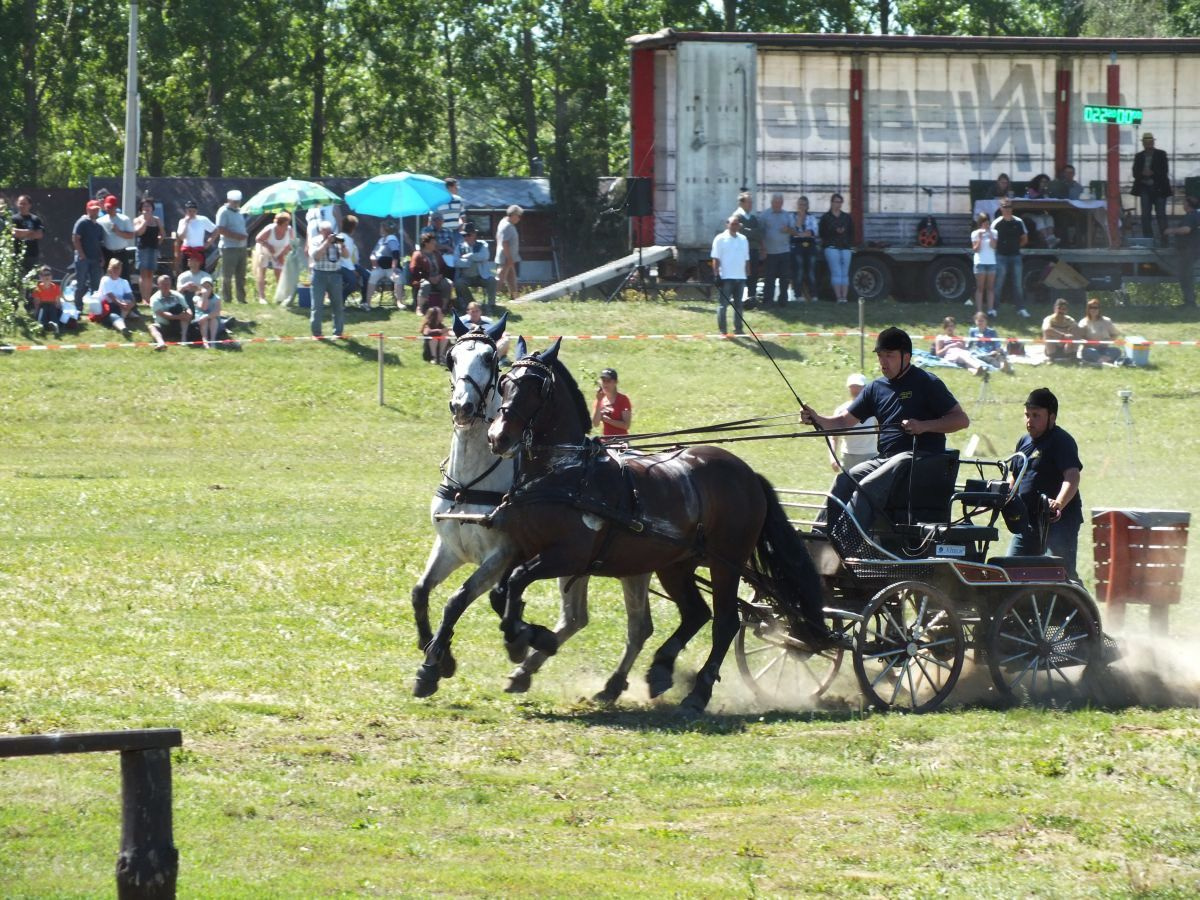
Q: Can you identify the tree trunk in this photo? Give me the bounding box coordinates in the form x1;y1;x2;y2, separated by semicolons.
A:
21;0;38;182
878;0;891;34
309;2;327;178
148;99;164;177
723;0;736;31
205;73;223;176
520;26;539;174
443;20;458;175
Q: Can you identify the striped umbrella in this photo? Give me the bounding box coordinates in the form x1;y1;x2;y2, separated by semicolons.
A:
241;179;342;215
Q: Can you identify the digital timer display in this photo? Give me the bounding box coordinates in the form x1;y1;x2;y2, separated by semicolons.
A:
1083;105;1144;126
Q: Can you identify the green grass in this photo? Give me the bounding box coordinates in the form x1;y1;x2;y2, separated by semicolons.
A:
2;294;1199;896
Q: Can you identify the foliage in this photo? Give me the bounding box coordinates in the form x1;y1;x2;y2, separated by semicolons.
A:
0;216;32;335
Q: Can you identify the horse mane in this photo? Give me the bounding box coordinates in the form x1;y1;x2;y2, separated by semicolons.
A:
549;356;593;435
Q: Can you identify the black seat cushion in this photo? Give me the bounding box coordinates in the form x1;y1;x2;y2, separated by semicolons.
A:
882;450;960;527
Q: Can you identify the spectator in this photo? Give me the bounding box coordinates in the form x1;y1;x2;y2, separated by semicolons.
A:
452;222;497;312
495;204;523;300
992;173;1013;200
11;194;44;275
1028;207;1060;249
1075;298;1123;365
95;256;136;335
935;316;992;375
365;217;403;310
1132;132;1171;243
1048;164;1083;200
967;310;1011;373
307;220;346;338
31;265;63;336
992;200;1030;318
420;306;450;365
72;200;106;305
1024;173;1051;200
193;276;221;348
417;269;455;316
99;195;135;280
710;215;748;335
592;367;632;438
215;189;249;304
305;205;338;242
1163;195;1200;307
147;273;193;350
789;195;819;303
133;197;163;305
828;373;877;472
758;193;794;306
419;212;456;263
175;199;215;272
409;233;441;310
819;193;854;303
436;176;467;220
463;300;511;359
177;251;212;301
254;211;294;304
1042;297;1078;362
971;211;997;316
336;214;368;309
731;191;760;305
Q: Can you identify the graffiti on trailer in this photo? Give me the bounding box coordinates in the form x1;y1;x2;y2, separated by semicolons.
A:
761;64;1139;166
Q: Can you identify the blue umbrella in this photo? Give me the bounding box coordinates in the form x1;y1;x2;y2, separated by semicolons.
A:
345;172;452;218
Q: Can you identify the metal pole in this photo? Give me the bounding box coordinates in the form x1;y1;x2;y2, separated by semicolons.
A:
377;333;385;406
858;296;865;371
122;1;139;208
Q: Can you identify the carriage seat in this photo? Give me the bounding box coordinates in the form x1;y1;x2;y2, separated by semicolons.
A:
880;450;960;528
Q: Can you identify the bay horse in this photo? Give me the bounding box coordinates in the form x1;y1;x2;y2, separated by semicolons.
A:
411;315;653;701
415;337;837;713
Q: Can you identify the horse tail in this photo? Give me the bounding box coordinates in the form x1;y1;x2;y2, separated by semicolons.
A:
751;474;826;630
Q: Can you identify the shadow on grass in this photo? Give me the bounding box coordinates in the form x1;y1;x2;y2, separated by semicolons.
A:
323;333;404;366
526;704;866;734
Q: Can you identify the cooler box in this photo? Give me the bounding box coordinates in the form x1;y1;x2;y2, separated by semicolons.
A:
297;286;311;308
1125;335;1151;367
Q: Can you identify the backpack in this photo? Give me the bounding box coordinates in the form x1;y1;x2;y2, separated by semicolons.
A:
916;215;941;247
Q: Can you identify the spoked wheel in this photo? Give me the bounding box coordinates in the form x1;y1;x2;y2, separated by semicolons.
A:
735;590;844;704
986;586;1099;706
853;581;965;713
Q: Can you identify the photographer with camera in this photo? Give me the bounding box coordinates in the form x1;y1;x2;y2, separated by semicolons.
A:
307;220;346;338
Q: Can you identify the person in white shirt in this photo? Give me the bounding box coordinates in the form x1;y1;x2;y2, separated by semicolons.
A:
970;211;998;316
830;374;878;471
336;215;369;309
96;256;137;334
98;195;136;280
710;215;750;335
175;199;216;272
215;190;249;304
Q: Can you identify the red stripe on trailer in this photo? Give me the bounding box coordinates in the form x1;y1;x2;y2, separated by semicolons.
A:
849;60;864;242
1107;58;1122;248
631;48;656;247
1055;66;1071;175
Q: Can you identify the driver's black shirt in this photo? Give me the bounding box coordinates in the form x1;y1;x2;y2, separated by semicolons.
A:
847;364;959;457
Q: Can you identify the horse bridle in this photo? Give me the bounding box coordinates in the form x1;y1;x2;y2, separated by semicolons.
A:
497;356;556;446
447;330;501;423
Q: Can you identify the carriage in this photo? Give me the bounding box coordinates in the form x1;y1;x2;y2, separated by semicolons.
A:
733;449;1115;713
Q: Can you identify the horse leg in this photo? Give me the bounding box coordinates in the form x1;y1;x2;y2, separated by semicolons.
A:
414;550;514;697
411;539;463;678
500;555;565;659
507;574;590;694
680;565;741;714
646;565;711;699
595;573;655;703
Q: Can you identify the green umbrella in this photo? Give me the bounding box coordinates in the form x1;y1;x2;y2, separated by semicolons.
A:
241;178;341;215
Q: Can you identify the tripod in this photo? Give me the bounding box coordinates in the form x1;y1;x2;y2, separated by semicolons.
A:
606;240;650;302
1115;389;1136;468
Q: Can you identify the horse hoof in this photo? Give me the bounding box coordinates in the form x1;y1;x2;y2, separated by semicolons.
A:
413;665;441;698
679;693;709;716
439;652;457;679
529;624;558;656
593;675;629;704
505;670;532;693
646;664;673;699
504;635;529;664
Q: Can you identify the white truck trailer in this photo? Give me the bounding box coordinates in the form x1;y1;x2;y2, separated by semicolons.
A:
627;30;1200;301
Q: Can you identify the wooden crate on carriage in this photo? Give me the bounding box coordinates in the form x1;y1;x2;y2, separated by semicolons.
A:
1092;509;1191;634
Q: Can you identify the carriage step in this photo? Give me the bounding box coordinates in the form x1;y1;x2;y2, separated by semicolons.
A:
823;606;864;623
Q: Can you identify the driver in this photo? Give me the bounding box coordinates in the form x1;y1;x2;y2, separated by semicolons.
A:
801;326;969;533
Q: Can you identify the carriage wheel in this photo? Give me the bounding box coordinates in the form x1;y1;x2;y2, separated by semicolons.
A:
986;586;1099;706
734;590;844;704
852;581;965;713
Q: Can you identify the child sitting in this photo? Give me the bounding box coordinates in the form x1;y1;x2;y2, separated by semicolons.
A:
194;276;221;348
421;306;449;365
31;266;63;336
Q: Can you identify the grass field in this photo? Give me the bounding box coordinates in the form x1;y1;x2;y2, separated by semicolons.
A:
2;292;1199;897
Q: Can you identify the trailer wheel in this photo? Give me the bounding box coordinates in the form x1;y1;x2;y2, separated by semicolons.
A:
924;258;973;304
850;257;894;302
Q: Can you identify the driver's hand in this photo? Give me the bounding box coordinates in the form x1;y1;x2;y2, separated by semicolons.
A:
902;418;924;435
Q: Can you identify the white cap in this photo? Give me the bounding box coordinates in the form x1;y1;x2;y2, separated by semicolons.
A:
846;373;867;387
227;189;243;202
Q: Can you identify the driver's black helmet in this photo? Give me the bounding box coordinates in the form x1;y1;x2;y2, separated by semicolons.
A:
873;326;913;355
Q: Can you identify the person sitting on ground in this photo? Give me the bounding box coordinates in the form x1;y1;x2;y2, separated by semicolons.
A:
592;367;632;438
176;250;212;301
416;269;454;315
147;273;193;350
1048;164;1084;200
95;256;137;334
934;316;993;375
1042;297;1078;362
463;300;511;359
1074;297;1123;365
967;310;1011;372
31;265;64;336
409;233;440;310
1025;173;1052;200
420;306;449;365
193;276;222;349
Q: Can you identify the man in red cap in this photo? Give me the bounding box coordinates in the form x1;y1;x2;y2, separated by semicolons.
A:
99;195;135;281
71;200;106;304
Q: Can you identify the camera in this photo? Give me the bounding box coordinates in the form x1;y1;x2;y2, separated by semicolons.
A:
1117;389;1133;400
333;235;344;243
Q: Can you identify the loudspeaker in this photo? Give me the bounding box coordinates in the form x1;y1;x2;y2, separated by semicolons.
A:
627;177;653;217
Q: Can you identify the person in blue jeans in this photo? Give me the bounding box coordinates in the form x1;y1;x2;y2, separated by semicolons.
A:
790;195;820;302
710;215;749;334
991;200;1030;318
71;200;106;305
818;193;854;303
307;221;346;338
1008;387;1083;581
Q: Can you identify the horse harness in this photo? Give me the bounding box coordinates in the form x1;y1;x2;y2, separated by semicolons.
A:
439;328;508;509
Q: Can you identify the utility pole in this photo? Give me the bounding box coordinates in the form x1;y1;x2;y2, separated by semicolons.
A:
122;0;140;207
